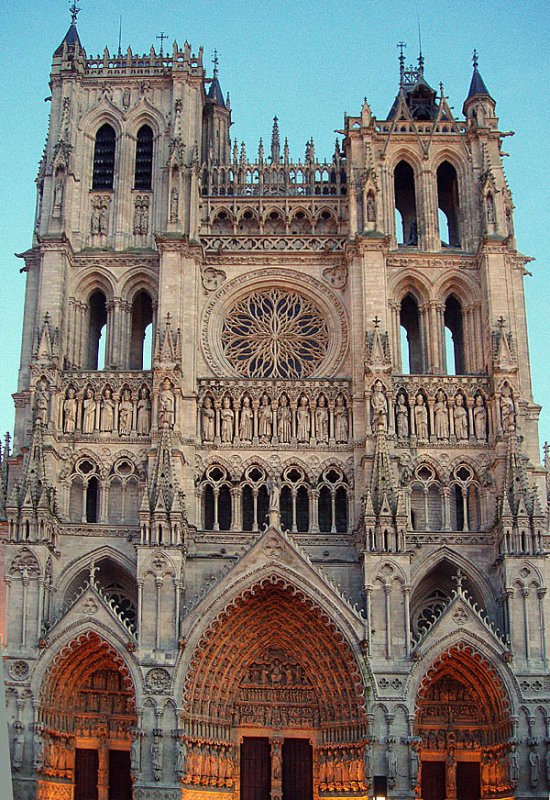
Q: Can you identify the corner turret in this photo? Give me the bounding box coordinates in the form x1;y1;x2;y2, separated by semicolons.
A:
463;50;496;125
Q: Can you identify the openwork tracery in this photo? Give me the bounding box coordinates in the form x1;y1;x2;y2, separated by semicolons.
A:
221;288;329;379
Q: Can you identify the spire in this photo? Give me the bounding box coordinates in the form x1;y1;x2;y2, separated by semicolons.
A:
207;50;226;108
388;40;436;120
54;1;84;57
463;50;495;119
270;116;280;164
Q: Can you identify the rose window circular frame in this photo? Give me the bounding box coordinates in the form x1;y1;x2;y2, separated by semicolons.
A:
202;269;348;379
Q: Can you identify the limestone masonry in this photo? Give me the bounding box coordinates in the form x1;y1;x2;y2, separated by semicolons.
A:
1;9;549;800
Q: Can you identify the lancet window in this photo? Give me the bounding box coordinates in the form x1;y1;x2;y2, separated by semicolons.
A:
129;291;154;370
134;124;153;190
92;123;116;190
394;160;417;246
400;294;424;374
449;465;481;532
437;161;461;247
444;295;465;374
241;466;269;532
108;459;140;525
280;467;310;533
69;459;101;524
202;465;232;531
409;465;443;531
87;290;108;370
318;467;348;533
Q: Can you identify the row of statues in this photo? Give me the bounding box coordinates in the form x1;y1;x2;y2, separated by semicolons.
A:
201;392;349;444
60;379;176;434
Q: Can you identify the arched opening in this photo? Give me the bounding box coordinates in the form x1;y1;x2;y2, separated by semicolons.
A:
92;123;116;190
335;486;348;532
86;476;99;523
318;486;332;533
129;291;153;369
134;124;153;190
394;160;417;246
87;291;107;370
400;294;423;373
415;645;513;800
38;632;136;800
218;485;232;531
63;557;137;628
444;296;465;374
204;484;215;530
437;161;461;247
184;579;368;796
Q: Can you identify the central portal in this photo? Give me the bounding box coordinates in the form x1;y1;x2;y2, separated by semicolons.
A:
240;737;313;800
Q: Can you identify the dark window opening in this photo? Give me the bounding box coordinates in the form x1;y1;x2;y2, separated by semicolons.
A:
129;291;153;369
92;124;116;190
204;485;215;530
86;476;99;523
242;485;254;531
281;486;292;532
400;294;423;373
257;485;269;531
437;161;461;247
394;160;417;245
134;125;153;190
335;486;348;532
444;295;465;374
319;486;332;533
88;290;107;370
296;486;309;532
218;485;232;531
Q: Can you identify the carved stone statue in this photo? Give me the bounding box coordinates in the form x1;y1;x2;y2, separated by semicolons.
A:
170;187;179;222
33;731;44;772
315;395;329;443
34;379;49;425
239;396;253;442
386;741;397;788
501;385;516;433
410;743;420;787
201;396;215;442
367;192;376;222
508;746;519;785
119;389;133;435
12;727;24;771
52;175;64;216
82;387;97;434
529;747;540;788
63;387;77;433
220;396;234;443
136;387;151;435
258;393;272;443
100;387;114;432
396;393;409;439
151;737;163;781
371;380;388;432
454;393;468;440
159;378;175;428
175;738;187;777
130;734;141;773
414;393;428;439
334;394;349;443
473;394;487;441
296;396;310;442
272;741;282;781
434;390;449;440
277;395;291;443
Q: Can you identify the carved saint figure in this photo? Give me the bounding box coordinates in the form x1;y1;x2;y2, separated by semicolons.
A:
396;393;409;439
315;395;329;443
220;396;234;443
434;390;449;440
410;744;420;787
159;378;175;428
53;176;64;216
334;394;349;443
258;393;272;443
446;749;457;794
151;737;163;780
277;395;291;443
12;728;24;771
473;394;487;441
201;396;215;442
34;380;49;425
170;187;179;222
386;742;397;788
371;380;388;432
529;747;540;788
367;192;376;222
239;396;253;442
100;387;114;432
82;387;97;434
508;746;519;785
296;396;310;442
453;393;468;440
486;192;495;225
272;741;282;781
119;389;133;435
136;387;151;435
501;385;516;433
130;735;141;773
175;738;187;776
63;387;77;433
33;731;44;772
91;196;108;235
414;394;429;439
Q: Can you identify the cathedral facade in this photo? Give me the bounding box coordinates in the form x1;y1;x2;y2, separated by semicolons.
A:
2;11;549;800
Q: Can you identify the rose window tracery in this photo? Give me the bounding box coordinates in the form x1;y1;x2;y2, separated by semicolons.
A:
221;288;329;378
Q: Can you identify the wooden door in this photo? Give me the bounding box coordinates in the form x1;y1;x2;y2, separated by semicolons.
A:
421;760;445;800
241;737;271;800
75;748;99;800
457;761;481;800
108;749;132;800
282;738;313;800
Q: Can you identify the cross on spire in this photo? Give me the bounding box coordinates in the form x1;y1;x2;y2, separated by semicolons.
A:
212;49;219;79
497;315;506;329
373;315;381;329
156;31;168;56
472;49;479;69
69;1;80;25
397;41;406;81
452;569;465;592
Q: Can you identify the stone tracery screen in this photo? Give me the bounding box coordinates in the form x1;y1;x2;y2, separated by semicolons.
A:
221;289;329;379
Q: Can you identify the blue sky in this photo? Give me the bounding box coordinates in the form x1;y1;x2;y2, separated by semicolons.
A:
1;0;549;454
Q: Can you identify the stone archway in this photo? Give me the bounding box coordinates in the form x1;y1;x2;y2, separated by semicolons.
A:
414;644;514;800
36;631;137;800
181;577;369;800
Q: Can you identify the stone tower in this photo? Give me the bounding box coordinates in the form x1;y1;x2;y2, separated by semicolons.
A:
2;13;549;800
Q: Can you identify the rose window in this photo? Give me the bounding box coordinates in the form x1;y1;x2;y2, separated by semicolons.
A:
221;289;329;378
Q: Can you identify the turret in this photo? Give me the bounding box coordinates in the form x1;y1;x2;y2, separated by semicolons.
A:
463;50;496;126
202;50;231;165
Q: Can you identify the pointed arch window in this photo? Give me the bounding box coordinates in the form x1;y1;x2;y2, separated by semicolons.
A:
92;123;116;190
134;125;154;190
444;295;465;374
437;161;461;247
129;291;154;369
394;160;417;246
400;294;423;373
88;290;107;370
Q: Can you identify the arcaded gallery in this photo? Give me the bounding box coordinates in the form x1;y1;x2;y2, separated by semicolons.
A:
1;7;549;800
